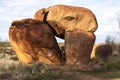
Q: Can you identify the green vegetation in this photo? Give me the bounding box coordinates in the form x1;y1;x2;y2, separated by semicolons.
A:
106;56;120;71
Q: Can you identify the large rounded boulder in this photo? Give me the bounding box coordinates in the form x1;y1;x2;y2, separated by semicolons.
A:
34;5;98;39
9;19;63;64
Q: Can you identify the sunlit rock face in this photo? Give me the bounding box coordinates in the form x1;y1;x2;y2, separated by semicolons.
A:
9;19;63;64
34;5;98;39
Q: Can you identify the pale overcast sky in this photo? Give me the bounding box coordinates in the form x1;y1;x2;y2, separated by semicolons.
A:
0;0;120;43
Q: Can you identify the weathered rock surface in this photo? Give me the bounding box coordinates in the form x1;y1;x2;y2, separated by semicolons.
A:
9;19;63;64
34;5;98;39
9;5;99;71
65;29;95;64
91;43;113;59
33;5;98;66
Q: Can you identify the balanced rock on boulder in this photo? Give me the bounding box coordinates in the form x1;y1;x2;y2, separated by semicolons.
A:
34;5;98;65
9;19;63;64
9;5;100;71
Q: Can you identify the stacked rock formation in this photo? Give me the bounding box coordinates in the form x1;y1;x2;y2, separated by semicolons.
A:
9;5;98;70
34;5;98;65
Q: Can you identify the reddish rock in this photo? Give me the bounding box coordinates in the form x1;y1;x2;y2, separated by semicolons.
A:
9;19;63;64
9;5;100;71
65;29;95;64
34;5;98;66
33;5;99;68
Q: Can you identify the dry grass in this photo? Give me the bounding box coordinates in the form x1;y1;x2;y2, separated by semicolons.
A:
0;41;120;80
0;53;120;80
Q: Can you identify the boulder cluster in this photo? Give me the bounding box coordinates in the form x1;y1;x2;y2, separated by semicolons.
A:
9;5;100;71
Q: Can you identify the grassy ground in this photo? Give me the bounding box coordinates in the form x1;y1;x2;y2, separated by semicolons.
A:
0;53;120;80
0;42;120;80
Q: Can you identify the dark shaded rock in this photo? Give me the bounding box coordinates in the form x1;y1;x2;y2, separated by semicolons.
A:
65;29;95;64
91;43;113;59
